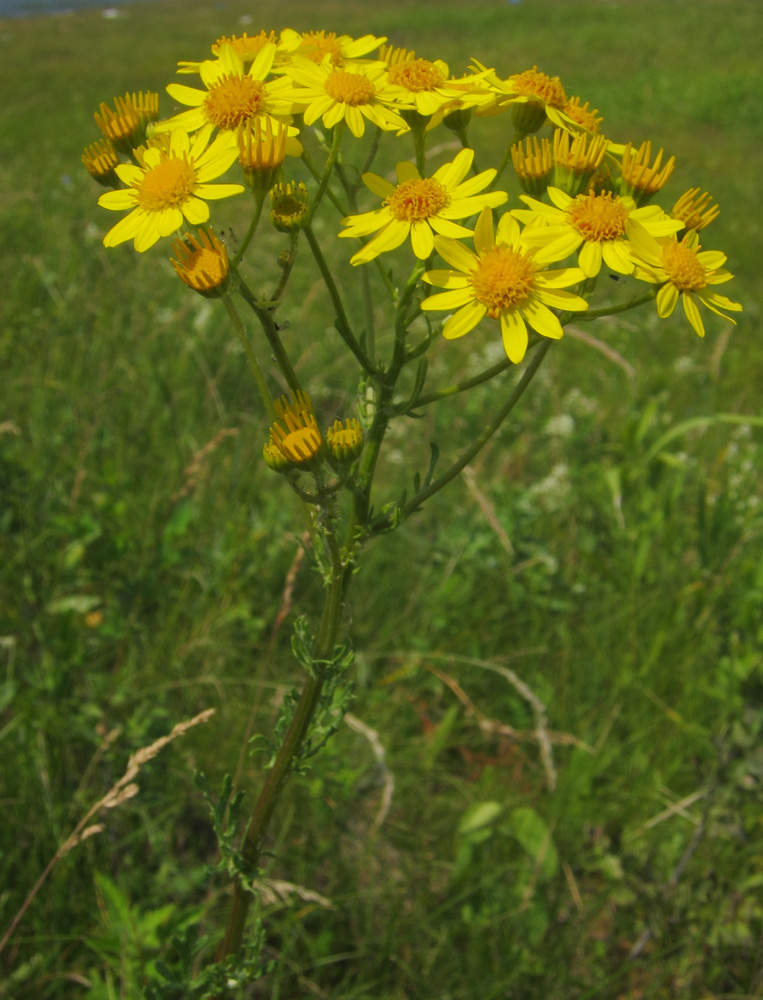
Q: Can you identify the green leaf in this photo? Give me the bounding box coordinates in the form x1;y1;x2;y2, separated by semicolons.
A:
457;800;503;837
509;806;558;879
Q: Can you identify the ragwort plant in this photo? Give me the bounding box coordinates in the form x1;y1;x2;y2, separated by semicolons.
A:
58;26;748;993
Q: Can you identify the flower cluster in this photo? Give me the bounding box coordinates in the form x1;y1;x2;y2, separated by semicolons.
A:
84;27;742;358
263;392;363;473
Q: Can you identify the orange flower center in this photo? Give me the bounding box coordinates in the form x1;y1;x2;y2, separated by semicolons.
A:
299;31;343;64
213;31;276;62
324;70;376;106
469;245;536;318
385;177;449;222
204;75;267;129
660;239;707;291
136;157;197;212
563;98;602;133
510;67;567;107
388;58;446;92
567;192;628;242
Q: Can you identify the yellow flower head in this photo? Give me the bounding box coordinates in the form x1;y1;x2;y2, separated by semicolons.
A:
98;128;244;252
279;57;412;138
157;43;300;153
513;186;684;278
94;92;160;153
326;418;364;465
268;392;323;468
422;207;588;363
376;46;493;121
511;137;553;196
672;188;720;232
177;31;280;74
627;224;742;338
617;141;675;205
238;118;289;193
270;181;310;232
278;28;387;66
82;139;120;187
551;130;609;196
563;97;603;134
340;148;508;264
170;227;230;296
476;64;577;136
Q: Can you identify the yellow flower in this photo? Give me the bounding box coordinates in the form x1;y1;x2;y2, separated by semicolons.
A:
672;188;720;232
378;46;493;120
157;43;300;153
238;118;288;193
562;97;603;133
268;392;323;468
511;136;553;196
550;130;610;195
270;181;310;232
98;128;244;252
513;187;683;278
177;31;280;74
82;139;120;187
326;418;363;465
475;64;578;135
617;141;675;205
339;148;508;264
170;227;229;296
279;57;411;138
278;28;386;66
94;92;159;152
627;224;742;337
421;207;588;363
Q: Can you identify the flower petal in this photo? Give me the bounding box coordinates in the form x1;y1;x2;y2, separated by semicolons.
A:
410;220;435;259
500;309;528;363
442;300;486;339
433;235;478;272
656;282;680;318
421;287;476;311
682;292;705;337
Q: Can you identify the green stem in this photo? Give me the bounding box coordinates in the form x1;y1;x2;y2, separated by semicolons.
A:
577;289;657;320
344;263;425;543
311;122;345;219
395;355;514;413
303;224;378;376
222;294;276;421
231;193;266;269
375;338;553;532
300;145;349;217
236;278;302;395
267;232;299;303
217;527;347;967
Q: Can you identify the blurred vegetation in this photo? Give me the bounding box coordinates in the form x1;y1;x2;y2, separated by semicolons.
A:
1;0;762;997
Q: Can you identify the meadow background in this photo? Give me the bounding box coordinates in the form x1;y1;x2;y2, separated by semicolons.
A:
1;0;762;997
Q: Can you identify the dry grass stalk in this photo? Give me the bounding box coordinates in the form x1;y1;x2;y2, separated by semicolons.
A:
0;708;215;959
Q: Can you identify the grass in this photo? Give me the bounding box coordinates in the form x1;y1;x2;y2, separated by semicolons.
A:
1;0;763;997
